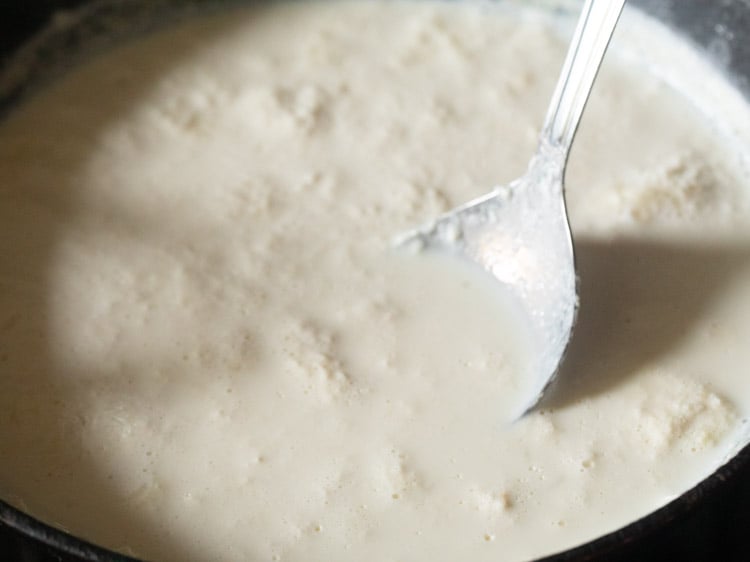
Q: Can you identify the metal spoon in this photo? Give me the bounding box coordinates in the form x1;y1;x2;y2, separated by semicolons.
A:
398;0;626;416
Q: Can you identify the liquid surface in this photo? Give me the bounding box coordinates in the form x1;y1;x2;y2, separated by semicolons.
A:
1;1;750;561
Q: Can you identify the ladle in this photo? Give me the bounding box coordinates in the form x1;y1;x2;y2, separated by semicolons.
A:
398;0;626;415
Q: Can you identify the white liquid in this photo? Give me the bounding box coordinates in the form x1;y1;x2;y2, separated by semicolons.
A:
0;2;749;561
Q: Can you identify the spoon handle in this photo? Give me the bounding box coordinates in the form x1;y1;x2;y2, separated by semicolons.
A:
540;0;625;160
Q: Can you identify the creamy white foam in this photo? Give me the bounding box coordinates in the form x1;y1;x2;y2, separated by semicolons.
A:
0;2;749;561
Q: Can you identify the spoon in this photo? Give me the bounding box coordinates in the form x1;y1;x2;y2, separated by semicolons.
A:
398;0;626;416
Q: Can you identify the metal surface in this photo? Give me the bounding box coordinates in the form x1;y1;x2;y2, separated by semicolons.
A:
398;0;624;415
